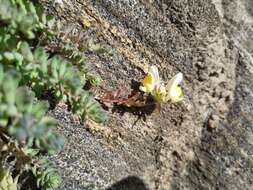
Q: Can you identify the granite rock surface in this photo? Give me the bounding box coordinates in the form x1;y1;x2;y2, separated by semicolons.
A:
40;0;253;189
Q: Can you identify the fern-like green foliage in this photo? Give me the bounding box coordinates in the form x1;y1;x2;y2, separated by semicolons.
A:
0;0;106;123
0;65;64;153
52;41;103;86
0;0;107;189
16;42;106;123
32;159;61;190
0;64;64;190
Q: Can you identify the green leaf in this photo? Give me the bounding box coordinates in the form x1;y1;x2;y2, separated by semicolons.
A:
2;75;18;105
23;148;40;156
3;52;15;61
15;87;34;112
7;104;17;116
20;42;33;62
0;118;8;126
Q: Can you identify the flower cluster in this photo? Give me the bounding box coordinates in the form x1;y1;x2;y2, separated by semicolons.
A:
140;65;183;103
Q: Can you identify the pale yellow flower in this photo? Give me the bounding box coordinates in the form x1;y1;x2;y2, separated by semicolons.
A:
165;72;183;102
139;65;160;93
139;65;183;103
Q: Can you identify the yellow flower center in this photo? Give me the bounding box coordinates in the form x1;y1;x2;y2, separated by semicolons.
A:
139;65;184;103
141;73;155;92
169;85;183;102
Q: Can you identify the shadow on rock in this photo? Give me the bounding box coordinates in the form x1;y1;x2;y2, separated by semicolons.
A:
106;176;150;190
112;78;157;121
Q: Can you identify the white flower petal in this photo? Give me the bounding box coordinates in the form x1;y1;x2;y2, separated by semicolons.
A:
149;65;160;85
165;72;183;102
166;72;183;91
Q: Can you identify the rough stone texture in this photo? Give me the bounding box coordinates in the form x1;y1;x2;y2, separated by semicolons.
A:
41;0;253;189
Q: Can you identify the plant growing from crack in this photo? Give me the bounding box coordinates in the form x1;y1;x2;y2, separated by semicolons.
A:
97;65;184;110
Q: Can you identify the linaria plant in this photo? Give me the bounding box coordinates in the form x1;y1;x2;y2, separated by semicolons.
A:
140;65;184;103
0;0;107;189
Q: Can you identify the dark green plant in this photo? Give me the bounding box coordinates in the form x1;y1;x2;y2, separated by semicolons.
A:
0;0;107;189
0;0;106;123
16;42;106;123
32;159;61;190
0;65;64;189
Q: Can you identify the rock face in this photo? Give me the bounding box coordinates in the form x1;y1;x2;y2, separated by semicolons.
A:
42;0;253;189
